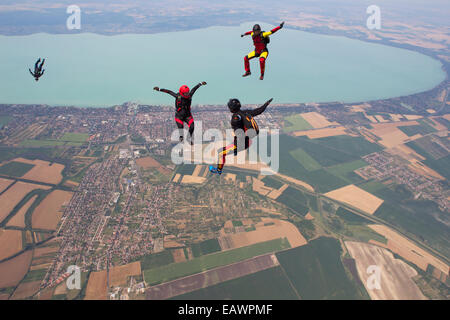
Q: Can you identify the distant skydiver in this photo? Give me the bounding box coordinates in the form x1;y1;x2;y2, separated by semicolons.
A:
29;58;45;81
209;98;273;175
241;22;284;80
153;82;207;144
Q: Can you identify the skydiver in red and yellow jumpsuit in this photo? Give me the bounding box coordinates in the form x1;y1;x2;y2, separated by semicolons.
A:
241;22;284;80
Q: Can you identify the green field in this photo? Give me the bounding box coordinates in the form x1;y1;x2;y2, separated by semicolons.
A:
344;224;388;244
143;238;290;285
397;122;436;137
19;140;66;147
261;176;284;190
232;220;243;227
172;266;299;300
274;135;350;193
326;160;367;184
406;141;450;180
358;180;387;194
21;269;47;283
191;238;221;258
276;237;367;299
60;133;89;143
0;116;12;129
176;164;196;175
273;134;380;191
138;250;174;270
365;181;449;257
276;187;309;217
283;114;313;133
314;136;382;157
289;148;322;171
0;161;34;177
374;201;450;258
335;207;372;225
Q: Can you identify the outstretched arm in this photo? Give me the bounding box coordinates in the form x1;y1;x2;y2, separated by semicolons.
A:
154;87;177;98
241;31;252;37
189;81;207;96
248;98;273;116
40;69;45;76
29;69;35;76
263;22;284;37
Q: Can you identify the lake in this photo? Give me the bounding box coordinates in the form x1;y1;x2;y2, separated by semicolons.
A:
0;22;446;107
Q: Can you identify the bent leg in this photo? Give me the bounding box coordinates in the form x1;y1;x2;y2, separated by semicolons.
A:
244;51;256;74
175;116;184;142
217;143;237;171
259;51;268;77
186;116;194;137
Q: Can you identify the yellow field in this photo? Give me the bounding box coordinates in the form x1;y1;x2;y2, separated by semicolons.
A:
403;115;423;120
32;190;73;230
6;195;37;228
164;240;185;248
429;117;448;131
172;173;181;183
0;229;22;261
180;175;206;184
293;126;348;139
275;173;315;192
301;112;338;128
84;271;107;300
305;212;314;220
192;165;202;177
408;159;445;180
374;115;388;123
0;250;33;289
0;181;51;224
325;185;384;215
369;225;449;275
219;218;307;250
13;158;64;185
0;178;14;193
224;173;236;183
267;184;289;200
365;114;378;123
10;281;41;300
252;177;273;196
33;245;59;259
345;241;426;300
172;249;187;263
368;121;421;148
389;114;404;122
109;261;142;287
136;156;171;175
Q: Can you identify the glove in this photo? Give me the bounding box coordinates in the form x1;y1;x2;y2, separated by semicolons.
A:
201;81;207;85
241;34;244;37
153;87;159;91
266;98;273;105
280;22;285;28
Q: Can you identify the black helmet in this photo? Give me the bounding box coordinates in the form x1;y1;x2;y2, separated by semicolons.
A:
227;99;241;113
253;24;261;32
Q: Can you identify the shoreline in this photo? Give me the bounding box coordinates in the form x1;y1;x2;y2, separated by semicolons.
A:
0;24;448;111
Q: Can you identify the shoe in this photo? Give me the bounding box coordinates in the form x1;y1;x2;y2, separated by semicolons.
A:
242;71;251;77
259;75;264;80
209;165;222;175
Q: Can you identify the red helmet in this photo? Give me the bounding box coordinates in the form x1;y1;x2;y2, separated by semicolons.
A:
179;85;190;98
